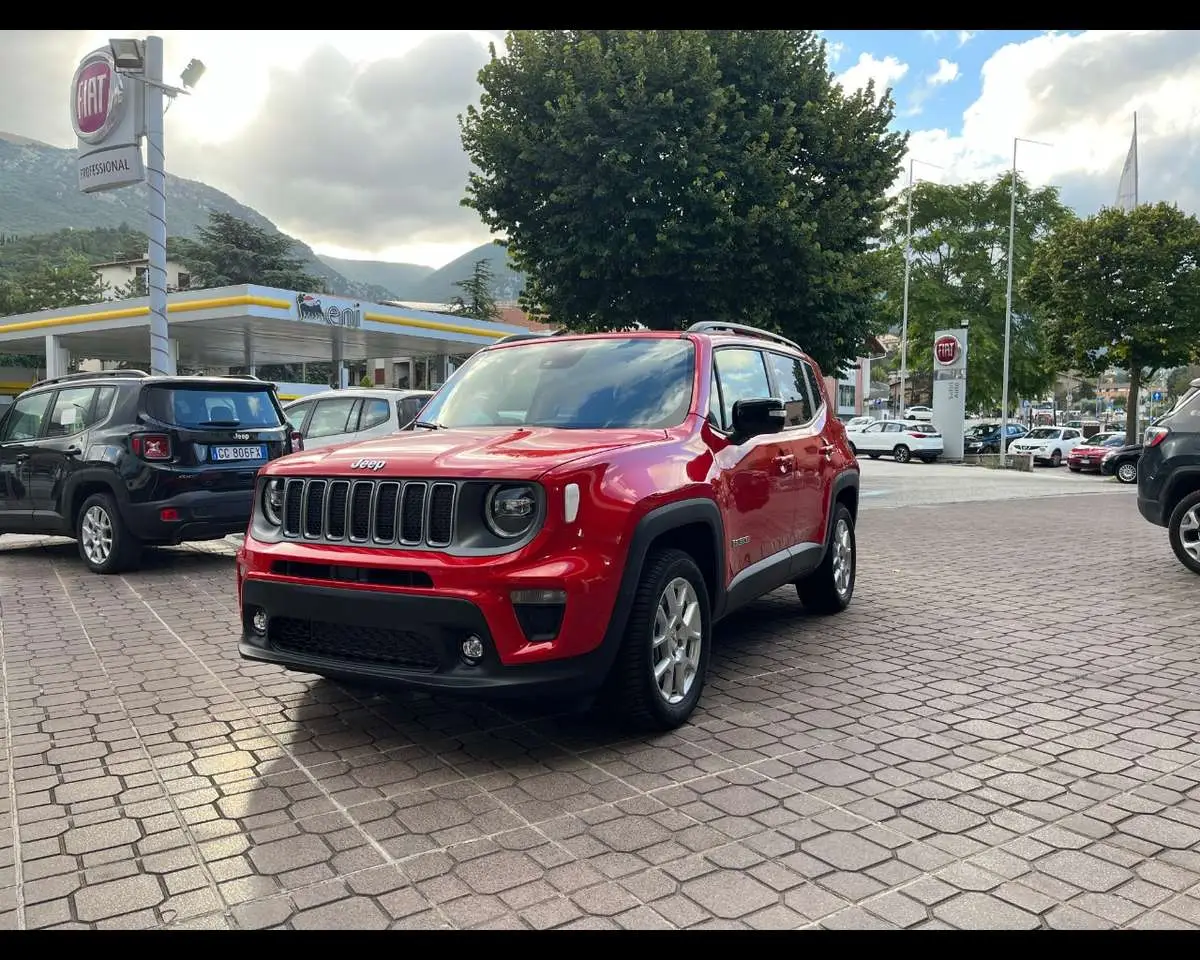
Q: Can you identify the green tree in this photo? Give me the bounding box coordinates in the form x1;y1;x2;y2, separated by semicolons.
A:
1023;202;1200;442
447;258;501;322
173;211;325;291
871;174;1072;414
1167;364;1200;402
0;256;104;368
459;30;906;374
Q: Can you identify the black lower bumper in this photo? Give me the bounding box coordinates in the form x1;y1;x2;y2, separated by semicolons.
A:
125;489;253;544
1138;495;1167;527
239;578;613;697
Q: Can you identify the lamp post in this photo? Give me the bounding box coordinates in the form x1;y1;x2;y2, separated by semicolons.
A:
1000;136;1051;463
899;158;943;421
108;37;205;376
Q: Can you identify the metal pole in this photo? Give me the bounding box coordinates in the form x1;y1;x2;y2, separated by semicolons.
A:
1000;139;1018;465
144;36;173;376
899;159;914;421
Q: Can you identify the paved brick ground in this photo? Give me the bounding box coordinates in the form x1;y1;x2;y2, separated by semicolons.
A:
3;488;1200;930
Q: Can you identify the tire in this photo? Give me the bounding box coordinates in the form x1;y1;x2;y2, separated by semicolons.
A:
848;442;857;456
1167;490;1200;576
893;445;912;464
867;453;880;460
1117;462;1138;484
797;503;856;615
1050;450;1062;467
77;492;142;575
601;548;711;731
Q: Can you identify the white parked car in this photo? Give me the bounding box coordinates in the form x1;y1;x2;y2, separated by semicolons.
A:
1007;426;1084;467
846;419;943;464
844;415;875;431
904;405;934;421
283;388;434;451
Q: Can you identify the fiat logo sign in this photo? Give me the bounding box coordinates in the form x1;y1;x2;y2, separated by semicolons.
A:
71;51;125;145
935;335;961;366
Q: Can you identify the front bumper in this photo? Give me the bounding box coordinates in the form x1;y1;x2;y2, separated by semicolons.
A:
125;489;253;544
1068;455;1103;471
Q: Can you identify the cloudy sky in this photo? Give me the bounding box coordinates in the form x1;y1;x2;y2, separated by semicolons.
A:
2;29;1196;268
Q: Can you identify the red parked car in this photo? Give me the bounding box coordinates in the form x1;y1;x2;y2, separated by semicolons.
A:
235;323;860;731
1068;432;1126;473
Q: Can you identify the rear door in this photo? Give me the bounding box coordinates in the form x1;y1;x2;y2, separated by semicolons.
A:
356;396;394;441
764;351;824;546
139;381;291;490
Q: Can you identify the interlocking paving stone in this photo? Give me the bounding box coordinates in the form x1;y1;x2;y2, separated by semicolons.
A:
5;487;1200;928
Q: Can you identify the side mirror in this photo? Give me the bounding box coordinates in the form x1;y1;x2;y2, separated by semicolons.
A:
731;397;786;439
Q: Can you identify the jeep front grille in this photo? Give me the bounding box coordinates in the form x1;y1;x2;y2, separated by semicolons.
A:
280;478;457;548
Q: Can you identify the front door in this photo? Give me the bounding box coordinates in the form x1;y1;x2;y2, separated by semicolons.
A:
0;390;55;530
709;347;796;596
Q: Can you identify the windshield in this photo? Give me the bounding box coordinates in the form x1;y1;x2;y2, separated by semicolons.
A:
1025;428;1060;440
144;385;283;428
418;337;696;430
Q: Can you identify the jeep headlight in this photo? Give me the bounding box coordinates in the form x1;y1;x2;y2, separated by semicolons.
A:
262;478;284;526
485;484;537;539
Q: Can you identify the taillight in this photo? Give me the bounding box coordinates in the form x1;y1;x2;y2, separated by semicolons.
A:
290;430;304;452
908;432;927;438
1145;427;1169;448
131;433;172;460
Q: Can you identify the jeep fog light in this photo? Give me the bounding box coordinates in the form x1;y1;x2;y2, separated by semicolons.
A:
263;479;284;526
250;608;268;635
485;484;537;539
461;636;485;663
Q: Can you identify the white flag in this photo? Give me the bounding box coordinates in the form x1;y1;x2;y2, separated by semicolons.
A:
1116;115;1138;211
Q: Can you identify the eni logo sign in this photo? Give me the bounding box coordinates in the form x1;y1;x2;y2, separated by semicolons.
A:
296;293;362;329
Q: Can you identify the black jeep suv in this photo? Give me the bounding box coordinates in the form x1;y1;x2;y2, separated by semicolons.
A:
0;370;301;573
1137;376;1200;574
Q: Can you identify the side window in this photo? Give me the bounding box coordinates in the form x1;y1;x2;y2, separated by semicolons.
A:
707;370;723;427
712;349;771;432
45;387;99;438
305;397;359;439
95;386;118;423
398;397;425;426
765;353;814;427
861;423;883;433
802;362;826;411
358;398;391;431
285;401;313;433
0;391;54;442
884;423;904;433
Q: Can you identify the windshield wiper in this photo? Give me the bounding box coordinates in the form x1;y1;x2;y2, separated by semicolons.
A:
198;419;241;427
413;420;443;430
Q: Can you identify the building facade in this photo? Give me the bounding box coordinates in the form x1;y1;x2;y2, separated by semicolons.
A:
92;257;193;299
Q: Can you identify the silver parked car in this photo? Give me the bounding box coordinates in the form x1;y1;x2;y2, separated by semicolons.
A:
283;388;434;451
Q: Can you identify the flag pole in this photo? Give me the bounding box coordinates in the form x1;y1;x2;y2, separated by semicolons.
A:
1133;111;1138;207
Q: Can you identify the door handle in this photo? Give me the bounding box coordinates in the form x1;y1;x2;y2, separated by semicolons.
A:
773;453;796;474
14;453;29;462
64;445;82;457
819;443;835;461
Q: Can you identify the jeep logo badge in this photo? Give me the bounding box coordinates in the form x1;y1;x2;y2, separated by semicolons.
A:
350;459;387;471
233;432;251;441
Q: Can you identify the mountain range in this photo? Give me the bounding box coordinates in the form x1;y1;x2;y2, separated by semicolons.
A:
0;131;525;304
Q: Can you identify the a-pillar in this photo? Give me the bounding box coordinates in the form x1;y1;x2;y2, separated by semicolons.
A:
44;334;70;379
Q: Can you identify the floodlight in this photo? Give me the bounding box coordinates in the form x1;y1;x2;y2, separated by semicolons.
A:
108;38;145;70
180;59;206;89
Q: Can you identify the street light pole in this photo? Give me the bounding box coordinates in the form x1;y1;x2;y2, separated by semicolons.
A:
144;36;171;377
1000;136;1051;465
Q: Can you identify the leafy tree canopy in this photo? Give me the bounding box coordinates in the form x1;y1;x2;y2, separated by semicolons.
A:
869;174;1072;413
1024;201;1200;441
447;258;501;322
173;211;325;291
0;254;104;368
460;29;907;374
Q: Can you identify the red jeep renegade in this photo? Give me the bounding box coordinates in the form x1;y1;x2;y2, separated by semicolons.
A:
236;322;860;730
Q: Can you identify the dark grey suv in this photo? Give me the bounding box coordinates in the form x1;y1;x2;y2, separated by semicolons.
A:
1137;377;1200;574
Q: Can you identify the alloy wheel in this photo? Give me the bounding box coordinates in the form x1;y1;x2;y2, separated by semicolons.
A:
1180;506;1200;563
651;577;703;705
832;518;854;598
81;505;114;565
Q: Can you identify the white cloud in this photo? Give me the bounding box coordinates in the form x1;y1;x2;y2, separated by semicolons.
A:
927;58;960;85
896;31;1200;217
825;40;846;67
923;31;944;43
957;31;977;47
836;53;910;97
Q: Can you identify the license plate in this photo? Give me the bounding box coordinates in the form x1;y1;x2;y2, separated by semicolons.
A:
213;445;266;462
1081;458;1092;464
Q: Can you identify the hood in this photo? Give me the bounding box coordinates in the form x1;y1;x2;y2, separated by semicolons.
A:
270;426;668;480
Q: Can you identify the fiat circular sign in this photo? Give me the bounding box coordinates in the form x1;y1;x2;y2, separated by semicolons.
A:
71;51;125;144
935;334;961;366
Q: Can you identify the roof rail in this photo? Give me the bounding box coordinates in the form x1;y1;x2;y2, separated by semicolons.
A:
30;369;150;389
218;373;263;381
686;321;801;352
494;332;550;345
